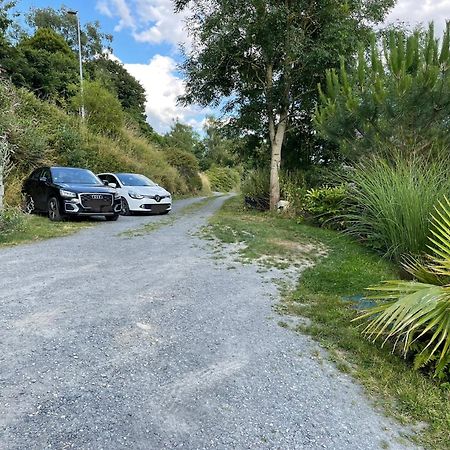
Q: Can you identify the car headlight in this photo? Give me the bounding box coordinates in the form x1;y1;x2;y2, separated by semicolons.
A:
129;191;144;199
60;189;77;199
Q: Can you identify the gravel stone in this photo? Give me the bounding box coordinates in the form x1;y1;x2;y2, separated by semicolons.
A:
0;196;417;449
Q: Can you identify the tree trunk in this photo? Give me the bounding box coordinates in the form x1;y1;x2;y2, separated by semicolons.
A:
269;112;287;211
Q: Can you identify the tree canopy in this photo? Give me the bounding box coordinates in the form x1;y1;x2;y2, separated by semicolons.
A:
177;0;395;208
26;6;113;59
15;28;79;101
315;23;450;160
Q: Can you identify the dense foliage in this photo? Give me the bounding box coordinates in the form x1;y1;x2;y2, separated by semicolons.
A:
205;166;240;192
316;25;450;161
342;155;450;262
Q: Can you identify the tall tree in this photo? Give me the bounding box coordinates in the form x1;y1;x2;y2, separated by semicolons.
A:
26;6;112;60
176;0;395;209
315;24;450;160
15;28;79;101
202;117;237;170
163;120;204;160
85;57;155;138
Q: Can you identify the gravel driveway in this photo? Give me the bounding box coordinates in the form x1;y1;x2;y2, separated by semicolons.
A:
0;196;416;450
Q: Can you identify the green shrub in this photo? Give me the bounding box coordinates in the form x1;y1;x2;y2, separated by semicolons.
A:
164;147;202;192
303;185;347;227
241;168;269;210
280;170;306;215
242;168;307;212
0;208;26;235
71;81;124;136
206;166;240;192
345;155;450;261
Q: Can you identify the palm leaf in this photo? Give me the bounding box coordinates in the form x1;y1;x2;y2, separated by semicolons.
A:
355;196;450;377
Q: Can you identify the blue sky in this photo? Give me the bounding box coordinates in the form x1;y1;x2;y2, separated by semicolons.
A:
13;0;450;134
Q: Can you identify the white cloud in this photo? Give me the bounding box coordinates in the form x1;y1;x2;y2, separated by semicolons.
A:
124;55;207;133
385;0;450;36
96;0;113;17
112;0;135;31
96;0;190;49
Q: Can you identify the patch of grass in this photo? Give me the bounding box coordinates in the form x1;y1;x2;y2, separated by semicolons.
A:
204;196;324;265
0;214;93;247
206;196;450;450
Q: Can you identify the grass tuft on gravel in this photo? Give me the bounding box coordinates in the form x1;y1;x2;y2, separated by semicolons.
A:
206;196;450;450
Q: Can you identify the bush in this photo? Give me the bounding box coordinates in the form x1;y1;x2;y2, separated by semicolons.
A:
164;147;202;192
242;168;307;213
71;81;124;136
241;168;269;210
345;155;450;261
206;166;240;192
0;207;26;235
280;170;306;215
303;185;347;227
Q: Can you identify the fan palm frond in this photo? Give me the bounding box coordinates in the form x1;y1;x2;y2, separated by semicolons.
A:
354;196;450;378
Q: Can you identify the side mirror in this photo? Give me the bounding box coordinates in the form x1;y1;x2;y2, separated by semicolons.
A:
39;176;47;183
108;183;117;188
102;179;109;186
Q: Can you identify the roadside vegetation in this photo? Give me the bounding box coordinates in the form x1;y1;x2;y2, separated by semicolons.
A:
206;196;450;449
0;208;92;247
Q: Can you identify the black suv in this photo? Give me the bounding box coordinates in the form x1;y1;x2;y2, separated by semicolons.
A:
22;167;122;221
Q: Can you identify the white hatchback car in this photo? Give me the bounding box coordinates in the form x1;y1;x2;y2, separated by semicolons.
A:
97;172;172;215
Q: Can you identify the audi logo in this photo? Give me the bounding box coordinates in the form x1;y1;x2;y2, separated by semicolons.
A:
91;194;103;200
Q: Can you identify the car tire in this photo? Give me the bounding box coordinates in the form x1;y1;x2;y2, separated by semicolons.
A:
106;214;119;221
120;197;131;216
48;197;63;221
22;194;35;214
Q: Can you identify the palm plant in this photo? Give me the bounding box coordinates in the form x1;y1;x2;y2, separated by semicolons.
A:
355;196;450;378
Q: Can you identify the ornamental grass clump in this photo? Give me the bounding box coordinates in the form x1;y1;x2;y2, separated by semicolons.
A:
355;196;450;379
345;155;450;261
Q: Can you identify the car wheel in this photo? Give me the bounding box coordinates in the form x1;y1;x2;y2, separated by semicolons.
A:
120;197;131;216
48;197;62;221
22;194;35;214
106;214;119;221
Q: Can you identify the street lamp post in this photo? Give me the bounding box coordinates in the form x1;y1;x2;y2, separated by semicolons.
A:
68;10;85;119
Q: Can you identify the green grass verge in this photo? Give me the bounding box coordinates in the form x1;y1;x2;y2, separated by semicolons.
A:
206;196;450;450
0;214;93;247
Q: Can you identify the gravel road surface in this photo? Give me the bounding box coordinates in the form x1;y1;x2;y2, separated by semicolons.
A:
0;196;417;449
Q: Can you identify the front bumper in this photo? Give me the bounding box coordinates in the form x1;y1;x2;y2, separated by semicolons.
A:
63;198;122;216
128;197;172;214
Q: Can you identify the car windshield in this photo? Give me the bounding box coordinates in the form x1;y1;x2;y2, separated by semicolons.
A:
51;168;102;185
116;173;156;187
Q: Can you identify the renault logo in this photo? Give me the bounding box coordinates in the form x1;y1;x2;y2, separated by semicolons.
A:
155;195;161;202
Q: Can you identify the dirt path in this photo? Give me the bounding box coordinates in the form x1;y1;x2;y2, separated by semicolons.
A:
0;196;415;449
